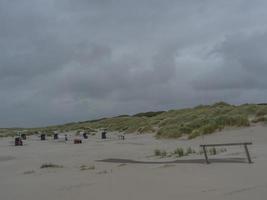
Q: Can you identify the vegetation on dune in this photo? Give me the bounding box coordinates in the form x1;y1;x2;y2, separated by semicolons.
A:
252;116;267;123
88;116;152;133
154;149;167;157
154;146;227;158
133;111;165;117
1;102;267;139
155;103;251;139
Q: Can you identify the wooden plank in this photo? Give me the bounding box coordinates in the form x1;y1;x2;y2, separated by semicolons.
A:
244;144;252;163
200;142;252;147
202;146;209;164
199;142;253;164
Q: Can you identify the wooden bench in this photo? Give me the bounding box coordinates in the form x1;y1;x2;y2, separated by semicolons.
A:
200;142;253;164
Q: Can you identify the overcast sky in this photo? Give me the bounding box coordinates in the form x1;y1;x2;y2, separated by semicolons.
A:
1;0;267;127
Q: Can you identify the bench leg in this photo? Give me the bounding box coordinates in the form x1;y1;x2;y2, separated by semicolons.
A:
244;145;252;164
203;146;209;164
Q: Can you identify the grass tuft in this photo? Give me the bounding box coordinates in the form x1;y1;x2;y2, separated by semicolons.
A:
154;149;167;157
40;163;63;169
80;165;95;171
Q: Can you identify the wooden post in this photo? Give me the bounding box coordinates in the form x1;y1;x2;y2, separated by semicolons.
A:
203;146;209;164
244;144;252;164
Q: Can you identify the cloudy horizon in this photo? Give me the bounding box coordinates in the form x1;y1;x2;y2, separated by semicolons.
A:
1;0;267;127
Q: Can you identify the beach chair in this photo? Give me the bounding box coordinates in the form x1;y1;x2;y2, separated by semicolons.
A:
15;137;23;146
54;133;58;140
83;132;88;139
21;134;27;140
40;134;46;141
101;131;107;139
74;138;82;144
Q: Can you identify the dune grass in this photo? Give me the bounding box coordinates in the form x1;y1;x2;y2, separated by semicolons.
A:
154;149;167;157
155;146;227;158
1;102;267;139
80;165;95;171
40;163;63;169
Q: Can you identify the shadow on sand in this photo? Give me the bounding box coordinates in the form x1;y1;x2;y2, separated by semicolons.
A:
97;157;249;164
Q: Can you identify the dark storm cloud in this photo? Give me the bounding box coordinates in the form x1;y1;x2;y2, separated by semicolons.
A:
1;0;267;127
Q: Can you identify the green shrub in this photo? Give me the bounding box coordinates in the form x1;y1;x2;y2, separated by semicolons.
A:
252;116;267;123
188;129;201;139
256;108;267;117
178;125;193;134
154;149;161;156
209;147;217;155
156;125;182;138
154;149;167;157
186;147;195;155
174;147;184;157
138;125;155;134
160;150;167;157
199;124;218;135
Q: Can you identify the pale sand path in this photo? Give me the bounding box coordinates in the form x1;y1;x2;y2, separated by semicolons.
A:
1;125;267;200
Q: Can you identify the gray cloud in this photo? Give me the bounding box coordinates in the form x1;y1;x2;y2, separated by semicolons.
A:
1;0;267;127
193;32;267;90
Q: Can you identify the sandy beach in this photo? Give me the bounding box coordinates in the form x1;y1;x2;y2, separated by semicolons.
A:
1;125;267;200
2;0;267;199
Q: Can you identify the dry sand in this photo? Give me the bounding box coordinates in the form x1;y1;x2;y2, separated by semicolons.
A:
1;125;267;200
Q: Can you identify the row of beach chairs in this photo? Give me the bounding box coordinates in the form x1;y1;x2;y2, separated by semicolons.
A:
14;131;125;146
